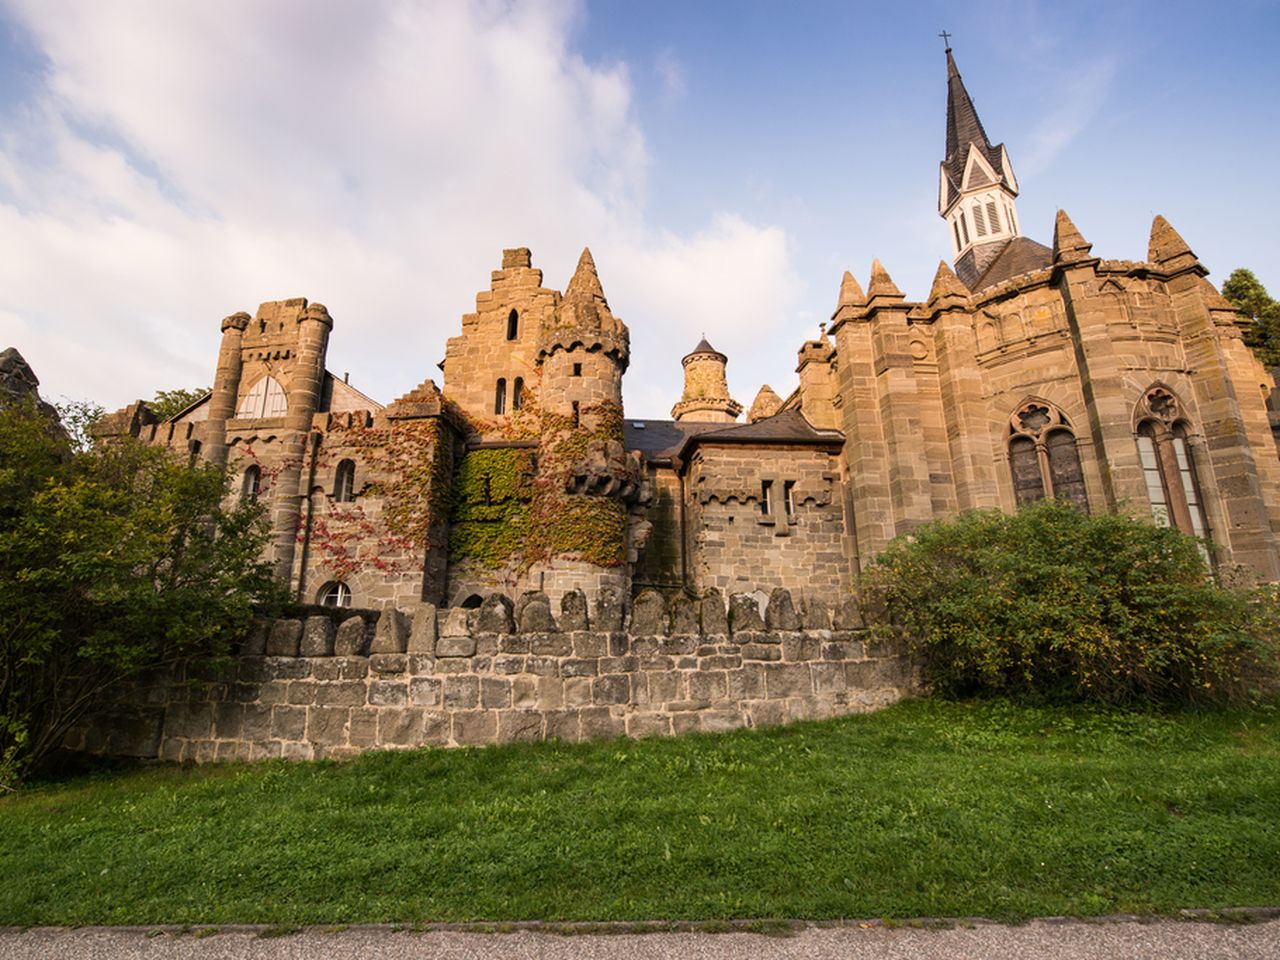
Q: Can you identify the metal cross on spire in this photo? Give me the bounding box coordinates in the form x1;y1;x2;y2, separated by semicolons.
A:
938;30;952;49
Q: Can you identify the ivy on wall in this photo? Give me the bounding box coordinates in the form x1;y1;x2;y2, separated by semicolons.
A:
449;447;536;568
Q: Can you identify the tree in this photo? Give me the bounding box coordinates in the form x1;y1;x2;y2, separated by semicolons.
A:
858;500;1278;705
148;387;211;422
0;399;281;789
1222;268;1280;369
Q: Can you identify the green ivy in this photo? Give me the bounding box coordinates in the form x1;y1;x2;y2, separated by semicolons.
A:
449;448;535;568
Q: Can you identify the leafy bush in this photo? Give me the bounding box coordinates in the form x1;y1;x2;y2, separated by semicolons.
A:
858;499;1279;705
0;399;281;788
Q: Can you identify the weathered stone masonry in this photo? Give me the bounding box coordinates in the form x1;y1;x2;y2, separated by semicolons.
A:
70;587;913;761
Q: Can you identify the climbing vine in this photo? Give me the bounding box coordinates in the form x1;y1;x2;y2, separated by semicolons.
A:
448;447;536;568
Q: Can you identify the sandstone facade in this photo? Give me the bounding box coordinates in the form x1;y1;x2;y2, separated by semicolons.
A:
93;46;1280;635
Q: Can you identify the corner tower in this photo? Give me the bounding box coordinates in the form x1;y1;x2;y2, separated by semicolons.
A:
939;45;1022;288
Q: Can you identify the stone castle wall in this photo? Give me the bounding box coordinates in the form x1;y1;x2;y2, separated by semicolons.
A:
70;587;914;763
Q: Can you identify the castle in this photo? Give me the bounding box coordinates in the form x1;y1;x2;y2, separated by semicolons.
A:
98;47;1280;615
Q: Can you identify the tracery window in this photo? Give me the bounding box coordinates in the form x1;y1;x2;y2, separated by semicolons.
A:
1134;386;1210;546
334;459;356;503
1006;400;1089;511
237;376;288;418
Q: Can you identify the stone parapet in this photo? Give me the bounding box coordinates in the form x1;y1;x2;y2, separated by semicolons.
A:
70;588;916;763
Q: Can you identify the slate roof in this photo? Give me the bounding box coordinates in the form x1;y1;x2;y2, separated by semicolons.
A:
972;237;1053;291
624;409;843;465
683;337;725;361
942;48;1009;208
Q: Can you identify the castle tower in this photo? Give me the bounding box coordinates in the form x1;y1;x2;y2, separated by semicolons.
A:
939;45;1022;288
671;337;742;423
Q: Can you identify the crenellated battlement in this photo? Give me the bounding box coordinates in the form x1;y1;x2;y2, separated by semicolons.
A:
69;587;917;763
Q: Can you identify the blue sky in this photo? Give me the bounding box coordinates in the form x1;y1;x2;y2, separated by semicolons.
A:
1;0;1277;418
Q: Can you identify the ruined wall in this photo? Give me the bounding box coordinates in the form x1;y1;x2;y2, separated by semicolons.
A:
71;587;913;763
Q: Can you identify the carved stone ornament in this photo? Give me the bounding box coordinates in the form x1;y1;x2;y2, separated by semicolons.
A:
1009;400;1066;439
1143;386;1180;423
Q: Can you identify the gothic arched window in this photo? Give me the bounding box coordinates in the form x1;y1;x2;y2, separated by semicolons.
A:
1134;386;1210;544
507;309;519;341
237;376;288;418
1007;400;1089;511
334;459;356;503
494;378;507;415
512;377;524;411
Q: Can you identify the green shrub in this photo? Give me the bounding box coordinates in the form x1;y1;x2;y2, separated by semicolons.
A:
858;500;1279;705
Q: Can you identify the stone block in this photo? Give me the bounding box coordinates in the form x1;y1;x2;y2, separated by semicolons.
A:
669;595;700;635
440;607;470;637
213;703;244;739
239;620;270;656
834;596;865;630
421;712;451;746
497;710;544;742
700;589;728;635
444;675;479;710
560;590;589;631
265;658;310;680
286;681;317;705
338;657;369;680
511;676;538;709
314;680;367;707
700;711;744;734
166;702;213;740
369;654;407;675
782;636;820;662
240;704;273;740
727;664;765;700
306;706;349;745
334;616;367;657
530;633;572;657
435;634;477;658
741;643;781;662
646;670;682;704
271;705;307;740
812;662;848;695
544;709;582;742
478;594;515;634
370;608;408;654
671;714;700;735
518;593;557;633
266;619;303;657
629;590;667;636
728;595;764;633
592;674;630;705
845;660;879;688
407;604;438;654
687;671;727;702
800;596;832;631
300;616;335;657
410;676;442;706
563;676;593;707
765;663;812;699
766;588;800;630
452;710;497;745
594;584;625;631
311;660;343;681
627;713;673;738
348;707;379;746
571;632;606;657
526;656;560;676
378;709;427;747
481;677;512;709
579;706;625;740
748;700;789;728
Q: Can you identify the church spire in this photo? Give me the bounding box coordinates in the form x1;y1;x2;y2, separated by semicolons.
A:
938;44;1022;289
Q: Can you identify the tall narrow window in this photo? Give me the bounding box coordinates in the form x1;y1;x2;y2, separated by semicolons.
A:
506;309;519;341
783;480;796;517
1009;435;1043;505
572;362;582;377
494;378;507;415
760;480;774;515
1045;430;1088;512
512;377;523;411
241;465;261;503
1133;386;1212;552
334;459;356;503
571;400;580;427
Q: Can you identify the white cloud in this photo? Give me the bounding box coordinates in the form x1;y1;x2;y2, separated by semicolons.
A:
1019;55;1118;178
0;0;795;417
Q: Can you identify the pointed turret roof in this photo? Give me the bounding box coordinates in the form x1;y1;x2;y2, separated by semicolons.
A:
1148;215;1196;265
867;259;903;299
941;47;1009;207
838;270;865;307
564;246;607;304
928;260;970;304
683;336;727;364
1052;209;1093;264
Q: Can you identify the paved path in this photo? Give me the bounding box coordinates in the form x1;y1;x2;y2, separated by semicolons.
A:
3;919;1278;960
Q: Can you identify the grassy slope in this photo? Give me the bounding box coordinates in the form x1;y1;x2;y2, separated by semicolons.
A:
1;698;1277;924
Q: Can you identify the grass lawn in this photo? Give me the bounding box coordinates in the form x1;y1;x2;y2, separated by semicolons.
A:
1;697;1277;925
